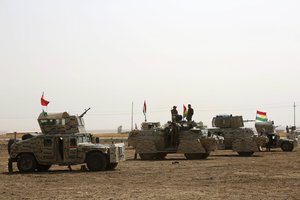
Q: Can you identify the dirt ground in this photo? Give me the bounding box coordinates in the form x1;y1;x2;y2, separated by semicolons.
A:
1;144;300;200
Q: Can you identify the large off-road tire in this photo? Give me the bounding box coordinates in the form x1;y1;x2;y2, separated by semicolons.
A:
155;153;167;160
86;152;108;171
184;153;209;160
36;164;51;172
237;152;254;157
281;142;294;152
7;139;19;154
139;153;156;160
106;163;118;170
17;153;37;172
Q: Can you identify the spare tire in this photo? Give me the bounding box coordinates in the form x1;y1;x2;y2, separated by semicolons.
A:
22;133;37;140
7;139;19;154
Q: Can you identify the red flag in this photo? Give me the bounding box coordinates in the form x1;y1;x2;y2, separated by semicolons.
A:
143;101;147;114
41;92;50;106
256;110;266;116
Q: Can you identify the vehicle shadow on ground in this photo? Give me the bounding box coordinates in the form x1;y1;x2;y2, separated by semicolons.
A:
2;169;118;175
126;158;211;161
211;154;263;158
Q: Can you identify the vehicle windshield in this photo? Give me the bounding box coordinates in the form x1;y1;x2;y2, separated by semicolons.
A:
77;135;91;143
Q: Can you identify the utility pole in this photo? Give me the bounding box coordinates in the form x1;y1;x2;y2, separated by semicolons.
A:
131;102;134;131
294;102;296;127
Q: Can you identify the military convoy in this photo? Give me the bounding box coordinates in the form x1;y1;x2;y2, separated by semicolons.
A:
128;120;223;160
7;109;125;173
255;121;298;152
6;104;298;173
208;115;267;156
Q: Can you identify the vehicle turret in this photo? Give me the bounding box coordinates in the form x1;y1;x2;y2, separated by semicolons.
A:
212;115;244;128
38;111;86;135
255;121;275;134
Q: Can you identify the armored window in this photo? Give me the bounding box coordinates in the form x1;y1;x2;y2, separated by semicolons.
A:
48;119;56;125
44;138;52;147
40;120;48;125
70;138;77;147
77;136;83;143
86;136;91;142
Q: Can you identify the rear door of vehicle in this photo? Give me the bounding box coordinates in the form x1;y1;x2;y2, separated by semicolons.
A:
64;136;78;163
40;136;57;162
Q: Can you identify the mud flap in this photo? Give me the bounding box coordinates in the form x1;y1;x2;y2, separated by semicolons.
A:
177;139;206;154
232;138;259;152
135;140;157;154
8;159;13;173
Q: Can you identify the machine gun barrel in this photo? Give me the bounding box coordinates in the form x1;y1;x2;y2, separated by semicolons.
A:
243;119;255;123
79;107;91;118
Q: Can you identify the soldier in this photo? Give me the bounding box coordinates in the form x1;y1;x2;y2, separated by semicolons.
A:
171;106;178;122
187;104;194;122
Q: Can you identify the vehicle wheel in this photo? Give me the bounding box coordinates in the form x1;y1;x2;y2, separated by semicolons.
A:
17;153;37;172
139;153;155;160
86;152;108;171
281;142;294;152
184;153;209;160
36;164;51;172
237;152;254;156
106;163;118;170
7;139;19;154
155;153;167;160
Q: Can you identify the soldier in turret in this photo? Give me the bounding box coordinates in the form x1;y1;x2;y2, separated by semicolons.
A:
187;104;194;122
171;106;178;122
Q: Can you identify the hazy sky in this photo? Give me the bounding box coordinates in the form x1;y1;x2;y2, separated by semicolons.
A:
0;0;299;132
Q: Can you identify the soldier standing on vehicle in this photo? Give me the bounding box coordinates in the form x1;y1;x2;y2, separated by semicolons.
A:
171;106;178;122
187;104;194;122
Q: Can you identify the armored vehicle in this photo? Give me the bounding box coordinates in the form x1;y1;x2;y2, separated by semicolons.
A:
128;121;223;160
255;121;298;151
208;115;267;156
8;110;125;173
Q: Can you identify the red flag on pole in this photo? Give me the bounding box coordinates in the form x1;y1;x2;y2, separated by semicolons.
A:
41;92;50;106
143;101;147;115
143;100;147;122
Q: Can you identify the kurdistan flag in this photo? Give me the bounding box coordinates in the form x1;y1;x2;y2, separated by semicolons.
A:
183;104;188;118
256;110;267;122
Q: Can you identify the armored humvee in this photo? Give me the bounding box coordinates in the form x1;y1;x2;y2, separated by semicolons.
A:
8;110;125;173
208;115;267;156
128;120;223;160
255;121;298;151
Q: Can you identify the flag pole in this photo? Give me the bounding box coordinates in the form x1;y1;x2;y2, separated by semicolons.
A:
294;102;296;127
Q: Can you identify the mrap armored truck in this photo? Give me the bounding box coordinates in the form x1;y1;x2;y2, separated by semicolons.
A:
208;115;267;156
8;109;125;172
255;121;298;151
128;120;223;160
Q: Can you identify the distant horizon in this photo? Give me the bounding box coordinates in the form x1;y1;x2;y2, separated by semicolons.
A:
1;124;299;135
0;128;130;134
